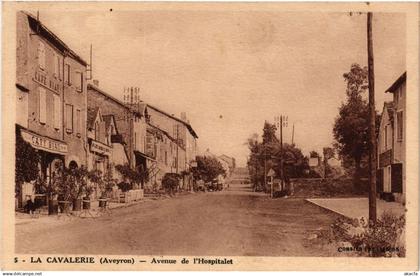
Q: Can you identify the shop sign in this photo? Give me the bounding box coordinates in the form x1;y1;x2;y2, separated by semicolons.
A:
90;140;111;156
33;70;61;94
21;129;67;154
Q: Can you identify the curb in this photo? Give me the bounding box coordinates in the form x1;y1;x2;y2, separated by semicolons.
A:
304;199;353;223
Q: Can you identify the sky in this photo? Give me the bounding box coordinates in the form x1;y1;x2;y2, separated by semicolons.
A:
33;8;405;167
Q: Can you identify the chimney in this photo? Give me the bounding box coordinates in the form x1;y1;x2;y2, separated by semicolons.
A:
93;79;99;87
181;112;187;121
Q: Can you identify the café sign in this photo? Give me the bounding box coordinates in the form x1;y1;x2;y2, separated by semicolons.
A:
21;129;68;154
90;140;111;156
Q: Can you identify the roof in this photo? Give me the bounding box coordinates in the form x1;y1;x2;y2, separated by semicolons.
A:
24;11;88;66
147;122;186;151
87;83;128;110
147;104;198;139
386;72;406;93
87;107;100;130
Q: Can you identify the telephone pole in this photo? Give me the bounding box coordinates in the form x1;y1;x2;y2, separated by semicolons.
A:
291;123;295;146
367;12;377;223
275;115;287;190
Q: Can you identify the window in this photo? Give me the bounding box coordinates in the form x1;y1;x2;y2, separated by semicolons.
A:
165;151;168;166
75;71;83;92
94;122;99;140
53;53;59;78
39;87;47;124
53;94;61;130
384;124;388;150
397;111;403;141
76;109;81;135
58;56;63;80
65;64;71;85
65;104;73;133
38;42;45;70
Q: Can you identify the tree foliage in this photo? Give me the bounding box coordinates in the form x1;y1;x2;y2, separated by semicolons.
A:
262;121;278;144
15;127;39;193
162;173;181;195
191;156;226;183
333;64;379;189
247;122;309;191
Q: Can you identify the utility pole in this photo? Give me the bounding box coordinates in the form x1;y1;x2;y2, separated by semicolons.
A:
367;12;377;223
280;116;283;190
275;115;287;191
291;123;295;146
176;124;179;174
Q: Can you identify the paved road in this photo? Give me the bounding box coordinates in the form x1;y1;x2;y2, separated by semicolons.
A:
16;174;337;256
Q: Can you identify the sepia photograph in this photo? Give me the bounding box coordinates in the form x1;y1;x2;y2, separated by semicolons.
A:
2;1;419;272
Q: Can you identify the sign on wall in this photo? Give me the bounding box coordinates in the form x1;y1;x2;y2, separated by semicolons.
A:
90;140;112;156
21;129;68;154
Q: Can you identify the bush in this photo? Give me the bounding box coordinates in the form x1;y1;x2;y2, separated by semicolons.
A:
117;182;132;192
331;212;405;257
162;173;180;195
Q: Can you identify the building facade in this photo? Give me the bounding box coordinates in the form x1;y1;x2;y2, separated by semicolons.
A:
143;106;198;190
16;11;88;205
87;83;145;184
377;72;406;204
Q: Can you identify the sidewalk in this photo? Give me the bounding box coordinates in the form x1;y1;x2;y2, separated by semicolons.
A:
15;191;195;226
306;197;406;220
15;197;155;226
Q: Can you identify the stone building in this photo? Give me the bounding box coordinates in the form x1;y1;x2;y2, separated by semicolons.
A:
377;72;406;204
140;105;198;190
87;83;148;187
16;11;87;205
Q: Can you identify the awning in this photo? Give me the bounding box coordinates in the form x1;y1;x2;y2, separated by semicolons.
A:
134;150;155;161
20;128;68;155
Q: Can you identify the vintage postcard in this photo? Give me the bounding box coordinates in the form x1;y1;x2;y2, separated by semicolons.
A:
1;1;419;272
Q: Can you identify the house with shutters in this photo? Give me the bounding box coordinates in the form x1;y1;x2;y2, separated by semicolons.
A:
377;72;406;204
16;11;88;206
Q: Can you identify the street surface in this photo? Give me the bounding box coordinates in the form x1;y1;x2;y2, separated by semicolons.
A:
16;170;338;256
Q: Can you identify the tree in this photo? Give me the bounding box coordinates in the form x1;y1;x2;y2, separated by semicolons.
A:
333;64;369;191
262;121;278;144
15;127;39;196
309;151;320;158
247;124;310;192
162;173;181;195
192;156;226;183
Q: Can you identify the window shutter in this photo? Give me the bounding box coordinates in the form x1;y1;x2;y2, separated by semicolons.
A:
76;109;81;134
53;94;61;130
38;42;45;69
53;53;58;77
99;121;106;143
39;87;46;124
75;72;81;91
58;56;62;80
65;104;73;132
391;163;403;193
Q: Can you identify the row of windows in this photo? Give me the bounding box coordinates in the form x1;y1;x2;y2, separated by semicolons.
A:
381;110;404;151
37;41;84;92
38;87;81;136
